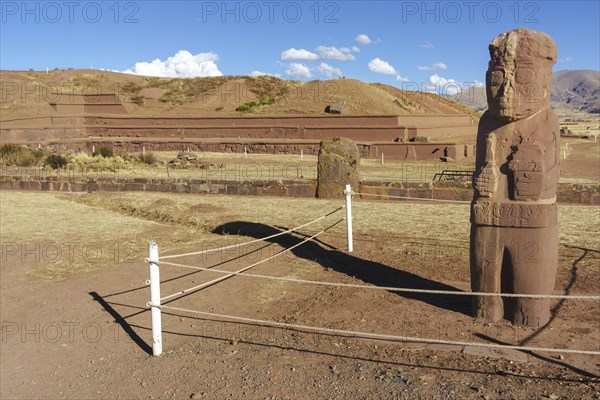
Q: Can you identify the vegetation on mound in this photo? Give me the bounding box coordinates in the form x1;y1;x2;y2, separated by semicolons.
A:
1;70;483;117
156;77;229;106
236;95;276;112
61;73;109;91
120;82;145;105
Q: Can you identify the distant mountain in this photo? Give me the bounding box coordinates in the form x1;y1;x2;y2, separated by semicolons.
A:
452;86;487;112
452;70;600;116
551;70;599;114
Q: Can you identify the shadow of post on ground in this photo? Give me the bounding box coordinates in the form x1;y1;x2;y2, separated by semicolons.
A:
212;221;471;316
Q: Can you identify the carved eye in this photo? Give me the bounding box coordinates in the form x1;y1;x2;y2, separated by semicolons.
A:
516;68;534;84
489;70;504;86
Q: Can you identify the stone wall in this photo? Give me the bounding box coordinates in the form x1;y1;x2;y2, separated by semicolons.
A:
1;175;597;205
2;114;478;148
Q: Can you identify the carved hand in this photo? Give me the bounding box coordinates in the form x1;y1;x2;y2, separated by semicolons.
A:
474;161;499;197
508;144;544;200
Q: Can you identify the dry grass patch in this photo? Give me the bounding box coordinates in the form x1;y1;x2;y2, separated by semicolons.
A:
0;191;161;282
2;191;597;283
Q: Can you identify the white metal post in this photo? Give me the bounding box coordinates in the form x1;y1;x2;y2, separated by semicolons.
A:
345;184;353;253
381;152;384;165
300;149;304;162
148;242;163;356
244;146;248;159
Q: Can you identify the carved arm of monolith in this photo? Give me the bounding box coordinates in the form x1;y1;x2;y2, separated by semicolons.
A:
473;133;499;197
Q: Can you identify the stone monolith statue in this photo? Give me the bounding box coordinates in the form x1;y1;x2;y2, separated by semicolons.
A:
470;28;560;327
317;137;360;199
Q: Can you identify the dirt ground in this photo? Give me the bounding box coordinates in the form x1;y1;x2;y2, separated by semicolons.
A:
560;139;600;182
1;191;599;399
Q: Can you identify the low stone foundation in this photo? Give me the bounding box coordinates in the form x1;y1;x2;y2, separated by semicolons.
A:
1;175;597;204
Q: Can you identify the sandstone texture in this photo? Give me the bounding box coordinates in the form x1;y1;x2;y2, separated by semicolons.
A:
470;28;560;327
316;137;361;199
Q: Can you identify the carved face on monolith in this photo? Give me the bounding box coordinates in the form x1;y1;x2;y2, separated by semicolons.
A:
486;28;557;121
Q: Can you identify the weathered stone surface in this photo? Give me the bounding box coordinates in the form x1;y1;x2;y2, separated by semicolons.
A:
470;28;560;327
316;137;360;199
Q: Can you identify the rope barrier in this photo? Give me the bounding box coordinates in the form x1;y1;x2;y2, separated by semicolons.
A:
352;202;468;224
156;304;600;356
354;192;472;204
159;206;344;260
351;204;600;253
353;191;594;208
159;219;344;302
145;184;600;357
158;259;600;301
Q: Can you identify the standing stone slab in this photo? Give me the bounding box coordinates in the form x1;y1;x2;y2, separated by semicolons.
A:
470;28;560;327
317;137;360;199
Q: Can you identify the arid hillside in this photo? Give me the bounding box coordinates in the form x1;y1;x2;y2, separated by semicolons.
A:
0;69;478;120
452;70;600;117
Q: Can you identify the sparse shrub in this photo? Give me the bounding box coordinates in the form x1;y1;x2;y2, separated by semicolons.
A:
94;146;114;158
259;95;275;106
0;144;44;167
130;94;145;106
15;151;42;167
235;101;258;112
121;81;141;95
113;149;132;160
236;96;275;112
0;143;23;157
45;154;68;169
137;152;158;165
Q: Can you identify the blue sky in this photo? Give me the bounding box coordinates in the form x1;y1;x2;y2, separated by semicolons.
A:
1;1;599;93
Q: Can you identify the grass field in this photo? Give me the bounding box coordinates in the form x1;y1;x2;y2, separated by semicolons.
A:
2;191;598;283
561;118;600;138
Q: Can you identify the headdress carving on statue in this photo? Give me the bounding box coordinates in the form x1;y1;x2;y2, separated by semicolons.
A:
486;28;557;122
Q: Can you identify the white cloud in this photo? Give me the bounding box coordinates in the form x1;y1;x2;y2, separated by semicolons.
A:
422;42;435;48
250;70;282;78
281;48;319;61
396;75;410;82
286;63;312;78
356;34;371;45
315;46;356;61
558;57;573;62
317;62;343;78
368;58;397;75
123;50;222;78
340;46;361;54
418;62;448;71
356;34;380;45
281;45;358;62
425;74;462;95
